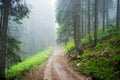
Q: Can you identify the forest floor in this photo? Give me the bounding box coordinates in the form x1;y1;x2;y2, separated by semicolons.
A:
25;46;90;80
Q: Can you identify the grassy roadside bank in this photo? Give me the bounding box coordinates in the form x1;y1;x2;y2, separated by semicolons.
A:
63;29;120;80
6;47;53;80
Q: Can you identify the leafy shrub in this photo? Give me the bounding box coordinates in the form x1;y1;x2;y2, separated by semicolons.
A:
80;55;116;80
82;37;89;44
63;41;75;52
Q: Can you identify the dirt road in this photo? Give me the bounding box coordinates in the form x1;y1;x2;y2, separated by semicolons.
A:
26;46;90;80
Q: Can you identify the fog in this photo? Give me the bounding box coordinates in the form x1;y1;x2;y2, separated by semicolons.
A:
20;0;57;59
8;0;117;60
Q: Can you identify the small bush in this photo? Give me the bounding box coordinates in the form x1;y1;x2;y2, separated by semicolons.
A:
80;55;116;80
63;41;75;52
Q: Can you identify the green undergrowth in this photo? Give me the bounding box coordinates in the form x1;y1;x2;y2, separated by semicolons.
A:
63;28;110;53
63;41;75;52
6;47;53;79
70;30;120;80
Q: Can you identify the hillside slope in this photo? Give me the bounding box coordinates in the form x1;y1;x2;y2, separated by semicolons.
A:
67;30;120;80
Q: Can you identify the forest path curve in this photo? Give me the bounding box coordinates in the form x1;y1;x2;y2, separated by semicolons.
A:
43;46;89;80
26;46;90;80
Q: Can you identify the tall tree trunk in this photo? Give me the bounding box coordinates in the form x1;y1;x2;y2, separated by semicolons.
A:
116;0;120;29
81;1;84;38
73;0;82;54
0;3;4;56
94;0;98;45
88;0;92;42
103;0;106;32
0;0;10;78
106;0;109;27
84;7;87;36
0;5;4;28
73;0;77;51
81;11;84;37
91;3;94;31
119;0;120;26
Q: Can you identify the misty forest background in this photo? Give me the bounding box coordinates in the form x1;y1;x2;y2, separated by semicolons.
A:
0;0;56;69
0;0;120;80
